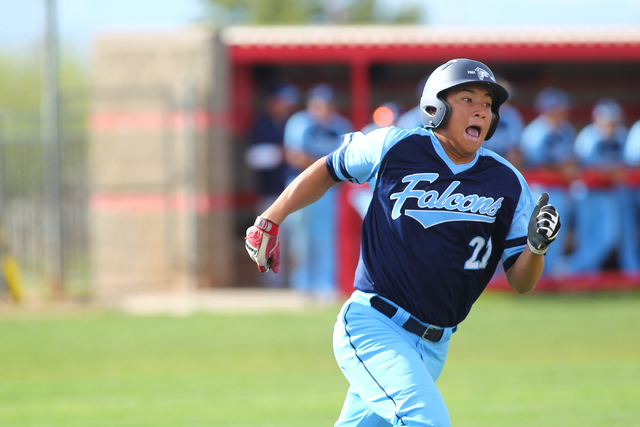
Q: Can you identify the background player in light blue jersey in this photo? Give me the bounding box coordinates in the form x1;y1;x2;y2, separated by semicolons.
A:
520;87;576;275
245;59;561;427
283;83;353;302
623;119;640;274
521;87;576;168
568;99;638;273
624;118;640;167
482;77;525;170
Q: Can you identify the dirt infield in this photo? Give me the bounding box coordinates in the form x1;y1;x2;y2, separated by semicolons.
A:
116;288;335;316
0;287;345;317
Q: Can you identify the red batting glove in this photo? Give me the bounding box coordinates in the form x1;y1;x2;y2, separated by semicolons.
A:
245;216;280;273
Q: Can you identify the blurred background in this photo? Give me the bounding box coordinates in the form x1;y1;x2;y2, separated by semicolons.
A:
2;0;640;305
2;3;640;427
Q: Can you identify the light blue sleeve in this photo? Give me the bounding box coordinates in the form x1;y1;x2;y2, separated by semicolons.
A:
520;118;547;167
327;127;423;191
625;120;640;166
574;125;598;164
283;111;309;150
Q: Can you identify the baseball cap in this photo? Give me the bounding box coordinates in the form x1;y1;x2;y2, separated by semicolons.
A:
534;87;571;114
592;98;623;123
307;83;336;103
270;83;300;106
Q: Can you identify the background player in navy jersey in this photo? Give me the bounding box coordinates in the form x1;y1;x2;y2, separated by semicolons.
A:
245;59;561;427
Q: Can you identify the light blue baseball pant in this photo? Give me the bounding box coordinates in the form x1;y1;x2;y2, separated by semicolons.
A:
333;290;456;427
615;187;640;273
567;189;620;273
287;186;338;297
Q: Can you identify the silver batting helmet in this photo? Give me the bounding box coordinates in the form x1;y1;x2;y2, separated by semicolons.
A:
420;58;509;140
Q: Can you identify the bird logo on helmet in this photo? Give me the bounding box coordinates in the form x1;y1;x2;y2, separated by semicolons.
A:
473;67;492;81
419;58;509;140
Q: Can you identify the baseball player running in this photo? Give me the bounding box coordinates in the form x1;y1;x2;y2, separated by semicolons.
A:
245;58;561;427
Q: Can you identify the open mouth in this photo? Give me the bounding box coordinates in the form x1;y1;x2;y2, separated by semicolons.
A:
466;126;481;138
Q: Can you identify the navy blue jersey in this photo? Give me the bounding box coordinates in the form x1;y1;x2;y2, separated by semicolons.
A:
249;113;288;195
327;127;533;327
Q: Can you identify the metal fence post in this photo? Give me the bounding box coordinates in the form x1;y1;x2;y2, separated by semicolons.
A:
0;113;4;219
182;80;199;291
42;0;64;297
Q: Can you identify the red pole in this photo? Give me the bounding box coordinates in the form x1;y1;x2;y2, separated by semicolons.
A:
231;64;255;135
349;58;370;131
336;59;370;296
336;182;365;297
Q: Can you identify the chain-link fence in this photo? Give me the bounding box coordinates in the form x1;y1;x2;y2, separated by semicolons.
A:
0;82;227;301
0;98;90;299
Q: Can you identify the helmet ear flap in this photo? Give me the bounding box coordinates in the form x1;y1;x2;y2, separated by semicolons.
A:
420;97;452;129
438;99;452;128
485;110;501;140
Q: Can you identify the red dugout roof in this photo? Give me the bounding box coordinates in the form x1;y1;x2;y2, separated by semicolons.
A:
223;25;640;63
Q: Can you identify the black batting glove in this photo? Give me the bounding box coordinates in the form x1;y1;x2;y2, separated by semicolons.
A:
527;192;561;255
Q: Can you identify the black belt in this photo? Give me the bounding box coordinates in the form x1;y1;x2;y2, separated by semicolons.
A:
370;296;445;342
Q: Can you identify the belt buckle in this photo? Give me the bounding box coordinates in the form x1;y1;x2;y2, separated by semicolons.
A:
421;325;438;342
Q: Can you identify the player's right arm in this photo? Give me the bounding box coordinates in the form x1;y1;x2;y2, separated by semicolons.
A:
244;157;338;273
271;126;413;221
261;157;338;225
266;126;397;224
245;127;404;273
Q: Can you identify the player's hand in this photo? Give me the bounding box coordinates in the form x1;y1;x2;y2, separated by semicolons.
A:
527;192;561;255
245;216;280;273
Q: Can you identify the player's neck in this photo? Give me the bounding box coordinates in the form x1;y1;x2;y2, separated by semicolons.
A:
433;131;477;165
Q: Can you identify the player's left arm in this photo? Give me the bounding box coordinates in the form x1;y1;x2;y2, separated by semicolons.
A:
505;192;561;293
505;246;544;294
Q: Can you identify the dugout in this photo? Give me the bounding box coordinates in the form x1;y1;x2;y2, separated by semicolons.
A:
224;25;640;292
89;25;640;297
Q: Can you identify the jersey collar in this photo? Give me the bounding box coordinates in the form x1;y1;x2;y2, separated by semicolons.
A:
426;129;479;175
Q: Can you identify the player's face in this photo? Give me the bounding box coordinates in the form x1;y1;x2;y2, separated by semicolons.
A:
308;98;333;122
435;85;493;164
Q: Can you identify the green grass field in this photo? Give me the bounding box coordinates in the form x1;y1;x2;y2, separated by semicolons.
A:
1;291;639;426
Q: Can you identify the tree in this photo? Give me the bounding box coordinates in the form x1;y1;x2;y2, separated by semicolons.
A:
200;0;425;25
0;48;88;114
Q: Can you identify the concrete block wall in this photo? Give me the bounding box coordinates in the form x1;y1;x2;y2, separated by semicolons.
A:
90;29;233;299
